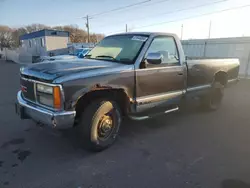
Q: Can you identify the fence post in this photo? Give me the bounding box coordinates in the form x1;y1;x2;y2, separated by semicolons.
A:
4;48;7;61
203;41;207;58
245;51;250;78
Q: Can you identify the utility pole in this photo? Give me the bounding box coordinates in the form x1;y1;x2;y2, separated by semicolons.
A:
86;15;90;43
181;24;183;40
126;24;128;32
208;20;212;39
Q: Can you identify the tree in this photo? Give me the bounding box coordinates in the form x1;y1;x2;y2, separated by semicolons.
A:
64;25;87;43
90;33;105;43
0;24;105;49
53;25;88;43
0;25;13;49
24;24;50;33
11;27;27;47
53;25;104;43
95;34;105;42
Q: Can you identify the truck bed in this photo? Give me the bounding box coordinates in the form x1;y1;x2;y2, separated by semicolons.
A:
186;58;240;88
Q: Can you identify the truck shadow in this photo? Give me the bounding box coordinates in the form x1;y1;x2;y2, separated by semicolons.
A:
59;99;212;152
120;100;206;138
221;179;250;188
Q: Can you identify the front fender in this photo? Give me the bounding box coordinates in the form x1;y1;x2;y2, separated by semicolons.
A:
61;68;135;111
63;84;134;111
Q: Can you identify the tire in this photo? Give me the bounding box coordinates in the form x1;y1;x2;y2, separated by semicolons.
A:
77;99;122;152
201;82;225;111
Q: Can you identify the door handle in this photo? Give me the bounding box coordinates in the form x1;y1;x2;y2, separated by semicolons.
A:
177;72;183;76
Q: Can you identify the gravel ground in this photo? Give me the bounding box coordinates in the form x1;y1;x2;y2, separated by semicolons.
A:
0;60;250;188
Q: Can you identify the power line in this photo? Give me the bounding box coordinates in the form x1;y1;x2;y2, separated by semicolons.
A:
81;0;153;41
95;0;228;28
51;0;170;30
134;4;250;29
85;0;152;19
89;0;171;26
107;3;250;34
52;0;162;24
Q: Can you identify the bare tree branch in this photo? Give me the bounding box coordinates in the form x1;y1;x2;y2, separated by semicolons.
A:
0;24;105;49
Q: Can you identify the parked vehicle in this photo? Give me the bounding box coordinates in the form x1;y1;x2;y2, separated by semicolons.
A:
76;48;91;58
40;55;77;62
15;32;239;151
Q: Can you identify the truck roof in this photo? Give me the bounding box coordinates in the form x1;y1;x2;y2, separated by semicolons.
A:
109;32;178;38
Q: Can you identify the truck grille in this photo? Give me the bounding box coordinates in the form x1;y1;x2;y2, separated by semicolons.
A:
20;78;36;102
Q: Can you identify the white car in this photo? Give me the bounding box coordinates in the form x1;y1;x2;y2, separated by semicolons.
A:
40;55;77;62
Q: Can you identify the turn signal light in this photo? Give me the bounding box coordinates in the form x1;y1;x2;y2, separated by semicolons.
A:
53;86;61;109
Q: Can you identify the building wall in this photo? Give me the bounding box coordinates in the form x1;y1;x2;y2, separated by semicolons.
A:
5;48;32;64
21;36;69;57
182;37;250;78
21;36;47;56
45;36;69;51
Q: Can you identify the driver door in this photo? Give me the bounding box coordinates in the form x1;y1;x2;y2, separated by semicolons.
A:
136;36;186;114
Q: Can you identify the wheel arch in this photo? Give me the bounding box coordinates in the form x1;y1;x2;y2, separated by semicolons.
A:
214;71;228;86
74;87;132;124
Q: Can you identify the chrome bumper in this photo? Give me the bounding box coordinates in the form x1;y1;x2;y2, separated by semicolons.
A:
16;91;76;129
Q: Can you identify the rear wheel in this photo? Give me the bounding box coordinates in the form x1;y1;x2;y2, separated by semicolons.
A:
77;99;122;151
201;82;224;110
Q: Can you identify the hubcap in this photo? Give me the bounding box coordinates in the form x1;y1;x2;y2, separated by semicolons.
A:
98;111;114;140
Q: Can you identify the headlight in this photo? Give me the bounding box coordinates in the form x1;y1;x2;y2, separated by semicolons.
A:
37;84;53;94
36;84;62;109
38;95;54;107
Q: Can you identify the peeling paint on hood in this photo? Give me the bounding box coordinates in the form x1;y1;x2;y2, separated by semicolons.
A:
20;59;130;82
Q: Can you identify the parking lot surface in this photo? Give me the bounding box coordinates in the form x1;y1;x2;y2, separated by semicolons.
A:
0;60;250;188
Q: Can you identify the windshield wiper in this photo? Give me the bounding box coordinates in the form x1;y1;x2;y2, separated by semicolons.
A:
95;55;116;60
85;54;91;58
85;55;131;64
84;54;117;62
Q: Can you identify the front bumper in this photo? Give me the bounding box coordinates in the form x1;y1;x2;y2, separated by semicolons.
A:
16;91;76;129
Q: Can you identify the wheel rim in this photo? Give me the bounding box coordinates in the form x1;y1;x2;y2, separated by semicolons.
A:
97;110;115;141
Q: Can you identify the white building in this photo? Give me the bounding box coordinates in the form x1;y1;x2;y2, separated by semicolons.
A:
20;29;70;57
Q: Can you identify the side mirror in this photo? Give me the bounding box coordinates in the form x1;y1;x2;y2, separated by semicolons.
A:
145;52;163;65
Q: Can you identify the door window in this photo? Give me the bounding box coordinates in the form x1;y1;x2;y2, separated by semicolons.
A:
146;36;179;65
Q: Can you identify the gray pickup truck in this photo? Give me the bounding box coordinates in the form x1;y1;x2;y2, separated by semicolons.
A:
16;32;239;151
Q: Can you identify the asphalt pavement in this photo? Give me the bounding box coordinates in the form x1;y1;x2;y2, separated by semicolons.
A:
0;60;250;188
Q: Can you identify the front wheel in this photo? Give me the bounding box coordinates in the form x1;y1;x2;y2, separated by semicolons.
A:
201;82;225;110
77;99;122;152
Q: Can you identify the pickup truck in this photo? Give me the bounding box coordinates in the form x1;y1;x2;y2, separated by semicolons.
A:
16;32;240;151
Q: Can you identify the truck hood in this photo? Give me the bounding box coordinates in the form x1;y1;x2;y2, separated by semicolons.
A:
20;59;133;83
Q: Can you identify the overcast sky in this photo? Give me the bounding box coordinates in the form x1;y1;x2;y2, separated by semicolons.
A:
0;0;250;39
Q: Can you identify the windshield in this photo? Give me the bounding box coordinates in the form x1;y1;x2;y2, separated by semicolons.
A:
85;35;148;64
